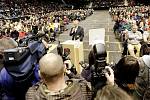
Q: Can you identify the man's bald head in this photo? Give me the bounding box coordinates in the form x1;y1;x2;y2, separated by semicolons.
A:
39;53;64;81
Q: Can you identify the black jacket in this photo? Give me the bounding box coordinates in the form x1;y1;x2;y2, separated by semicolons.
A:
70;26;84;41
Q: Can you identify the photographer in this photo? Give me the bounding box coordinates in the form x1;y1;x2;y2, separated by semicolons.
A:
81;43;117;98
26;53;92;100
95;66;133;100
81;43;109;87
80;43;134;99
0;37;18;68
0;34;47;100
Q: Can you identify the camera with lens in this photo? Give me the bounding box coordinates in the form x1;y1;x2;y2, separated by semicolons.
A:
89;43;109;90
18;31;46;47
3;40;46;80
79;43;113;94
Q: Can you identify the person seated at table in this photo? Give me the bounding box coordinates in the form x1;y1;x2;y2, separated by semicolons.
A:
127;25;142;58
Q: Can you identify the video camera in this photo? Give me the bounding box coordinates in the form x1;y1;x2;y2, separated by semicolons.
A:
4;47;29;64
3;32;46;81
18;31;46;47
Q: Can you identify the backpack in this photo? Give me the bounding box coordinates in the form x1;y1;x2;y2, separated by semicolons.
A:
135;63;150;100
26;79;92;100
143;87;150;100
142;66;150;100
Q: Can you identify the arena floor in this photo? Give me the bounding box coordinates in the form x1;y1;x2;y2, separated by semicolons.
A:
58;10;122;64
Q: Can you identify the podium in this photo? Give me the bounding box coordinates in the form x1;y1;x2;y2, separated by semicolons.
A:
62;40;84;74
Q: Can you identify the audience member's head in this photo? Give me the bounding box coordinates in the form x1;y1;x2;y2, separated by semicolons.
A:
115;56;140;87
95;85;133;100
39;53;65;83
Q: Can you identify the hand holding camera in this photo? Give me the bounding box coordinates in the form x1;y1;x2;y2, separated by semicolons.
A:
64;60;73;70
104;66;114;86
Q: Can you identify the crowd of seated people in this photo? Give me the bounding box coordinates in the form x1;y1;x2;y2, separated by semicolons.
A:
107;6;150;99
109;6;150;57
0;1;94;43
0;1;63;19
1;1;150;100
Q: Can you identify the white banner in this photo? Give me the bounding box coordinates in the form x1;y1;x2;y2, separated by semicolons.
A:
89;28;105;45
